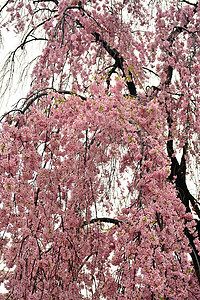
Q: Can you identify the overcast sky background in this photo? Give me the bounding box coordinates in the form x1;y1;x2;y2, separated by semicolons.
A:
0;0;45;115
0;29;38;115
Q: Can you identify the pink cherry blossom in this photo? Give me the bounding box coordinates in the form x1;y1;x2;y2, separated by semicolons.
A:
0;0;199;299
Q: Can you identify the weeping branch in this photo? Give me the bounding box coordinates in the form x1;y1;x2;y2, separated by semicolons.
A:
92;32;137;97
0;88;86;122
82;217;121;227
0;0;10;13
163;3;200;284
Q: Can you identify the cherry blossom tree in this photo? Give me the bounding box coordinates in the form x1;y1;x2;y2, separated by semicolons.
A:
0;0;200;298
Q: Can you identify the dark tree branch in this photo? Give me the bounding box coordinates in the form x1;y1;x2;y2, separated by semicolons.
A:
180;0;198;7
106;64;118;90
0;0;10;13
167;123;200;285
164;4;198;86
20;89;86;113
184;226;200;284
71;8;137;96
167;138;200;217
92;32;137;97
0;16;56;98
167;26;185;44
0;109;23;122
19;38;47;51
165;65;173;86
142;67;160;77
0;89;86;122
82;217;121;227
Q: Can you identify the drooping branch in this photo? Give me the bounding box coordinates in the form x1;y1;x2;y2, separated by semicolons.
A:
184;226;200;284
0;0;10;13
106;64;118;90
0;17;54;98
65;5;137;97
82;217;122;227
92;32;137;97
21;89;86;113
167;112;200;218
164;3;198;86
142;67;160;78
167;26;185;44
163;4;200;283
167;139;200;215
180;0;198;7
167;127;200;285
0;88;86;122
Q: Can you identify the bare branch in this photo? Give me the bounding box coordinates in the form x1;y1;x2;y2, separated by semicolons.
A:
0;0;10;14
20;88;86;113
82;217;122;227
180;0;198;6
